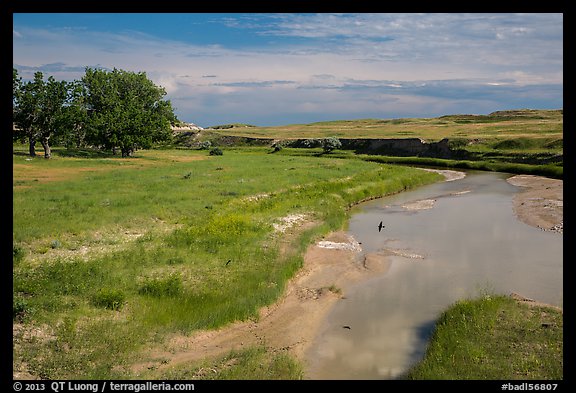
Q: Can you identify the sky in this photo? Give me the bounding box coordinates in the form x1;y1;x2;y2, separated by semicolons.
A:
12;13;563;127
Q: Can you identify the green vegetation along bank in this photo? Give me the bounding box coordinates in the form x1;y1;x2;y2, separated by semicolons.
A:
405;294;563;380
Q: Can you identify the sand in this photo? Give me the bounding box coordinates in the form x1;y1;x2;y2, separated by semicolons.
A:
506;174;563;233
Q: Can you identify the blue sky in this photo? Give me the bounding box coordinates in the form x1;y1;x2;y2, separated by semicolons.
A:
13;13;563;127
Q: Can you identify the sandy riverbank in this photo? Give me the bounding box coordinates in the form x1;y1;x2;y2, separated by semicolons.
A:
134;229;385;377
135;171;562;378
506;174;563;233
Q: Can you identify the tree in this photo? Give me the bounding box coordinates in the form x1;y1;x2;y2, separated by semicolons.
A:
82;67;177;157
13;71;70;158
13;71;43;157
54;80;90;149
13;68;21;102
13;68;21;137
322;137;342;153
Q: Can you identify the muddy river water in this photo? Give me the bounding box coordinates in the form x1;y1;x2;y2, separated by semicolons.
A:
304;170;563;379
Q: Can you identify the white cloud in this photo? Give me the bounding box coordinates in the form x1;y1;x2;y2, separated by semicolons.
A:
13;13;563;125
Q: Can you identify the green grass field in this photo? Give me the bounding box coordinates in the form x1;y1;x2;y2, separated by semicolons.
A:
13;146;441;379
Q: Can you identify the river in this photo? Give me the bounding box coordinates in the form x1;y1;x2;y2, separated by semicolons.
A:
304;170;563;380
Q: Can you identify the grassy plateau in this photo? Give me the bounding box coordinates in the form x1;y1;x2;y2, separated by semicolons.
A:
210;109;563;141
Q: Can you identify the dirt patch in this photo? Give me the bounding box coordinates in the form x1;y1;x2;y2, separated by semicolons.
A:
272;214;309;233
510;292;563;312
165;155;207;163
317;233;361;252
13;164;110;188
419;168;466;181
13;323;57;380
506;175;563;233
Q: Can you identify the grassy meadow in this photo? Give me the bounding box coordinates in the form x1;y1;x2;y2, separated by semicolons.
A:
13;146;441;379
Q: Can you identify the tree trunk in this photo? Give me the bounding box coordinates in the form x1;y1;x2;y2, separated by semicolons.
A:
28;138;36;157
121;147;132;157
40;136;51;159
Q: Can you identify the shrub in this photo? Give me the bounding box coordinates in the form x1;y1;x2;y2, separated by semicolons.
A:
322;137;342;153
167;257;185;265
138;273;183;297
13;245;25;263
301;138;320;148
13;297;32;321
199;141;212;150
92;288;126;311
209;147;223;156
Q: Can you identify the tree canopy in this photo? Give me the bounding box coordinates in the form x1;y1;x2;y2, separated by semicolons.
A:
13;70;71;158
82;67;177;157
12;67;178;158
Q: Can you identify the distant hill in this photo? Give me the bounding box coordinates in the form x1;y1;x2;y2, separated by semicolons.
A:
210;109;562;141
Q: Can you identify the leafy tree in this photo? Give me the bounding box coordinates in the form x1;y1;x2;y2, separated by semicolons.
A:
82;67;177;157
13;68;21;140
13;71;42;157
13;68;21;102
322;137;342;153
54;80;90;149
13;71;70;158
